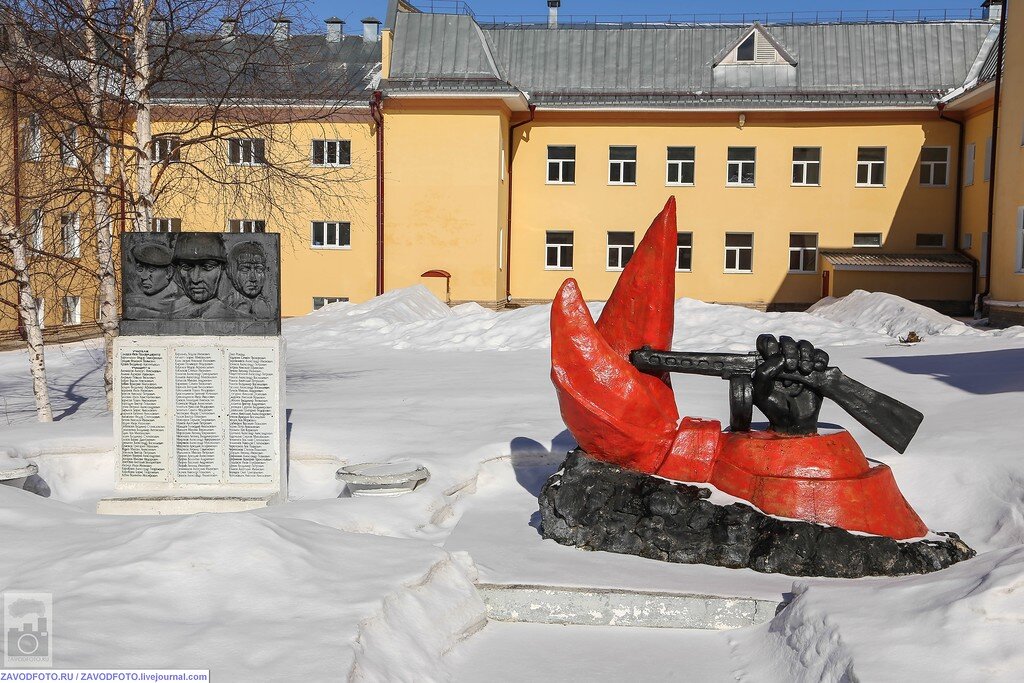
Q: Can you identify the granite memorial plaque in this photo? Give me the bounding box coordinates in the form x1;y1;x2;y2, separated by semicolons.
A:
119;232;281;336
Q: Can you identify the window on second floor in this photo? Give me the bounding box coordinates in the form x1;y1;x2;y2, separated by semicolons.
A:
608;146;637;185
666;146;695;185
227;138;266;165
312;221;351;248
724;233;753;272
727;147;756;186
920;147;949;187
152;136;181;163
312;139;351;166
22;114;42;162
547;146;576;184
792;147;821;186
61;126;78;167
61;213;80;257
545;231;574;270
152;218;181;233
607;231;635;269
228;219;266;233
789;233;818;272
856;147;886;186
676;232;693;271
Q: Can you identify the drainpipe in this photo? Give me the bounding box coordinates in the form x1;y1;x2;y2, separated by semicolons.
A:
370;90;385;296
938;103;979;306
505;104;536;305
978;2;1007;314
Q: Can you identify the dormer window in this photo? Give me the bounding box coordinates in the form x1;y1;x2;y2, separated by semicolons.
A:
715;24;796;68
737;34;755;62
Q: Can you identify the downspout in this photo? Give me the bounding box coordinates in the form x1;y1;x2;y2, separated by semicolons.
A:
978;2;1008;313
505;103;536;304
370;90;385;297
938;103;978;306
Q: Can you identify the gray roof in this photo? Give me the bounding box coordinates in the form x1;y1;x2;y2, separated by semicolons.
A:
387;12;995;108
822;251;973;271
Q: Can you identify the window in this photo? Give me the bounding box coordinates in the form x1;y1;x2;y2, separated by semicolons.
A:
152;136;181;162
676;232;693;271
727;147;756;186
61;126;78;167
23;114;41;162
151;218;181;232
853;232;882;248
30;209;43;251
736;33;756;62
545;231;574;270
62;296;81;326
102;140;112;175
607;231;635;270
546;146;575;184
228;219;266;233
34;297;44;330
792;147;821;186
984;137;993;182
964;143;976;186
920;147;949;186
61;213;80;257
961;233;973;249
666;147;695;185
313;296;348;310
312;221;351;248
227;138;266;165
856;147;886;186
724;233;753;273
788;233;818;272
916;233;945;248
312;139;351;167
608;146;637;185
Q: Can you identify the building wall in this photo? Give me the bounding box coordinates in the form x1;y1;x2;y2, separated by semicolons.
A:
959;102;994;288
382;98;509;306
151;112;378;317
991;0;1024;315
508;110;965;307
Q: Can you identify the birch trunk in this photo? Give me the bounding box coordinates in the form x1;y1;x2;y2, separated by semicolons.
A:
1;222;53;422
132;0;153;233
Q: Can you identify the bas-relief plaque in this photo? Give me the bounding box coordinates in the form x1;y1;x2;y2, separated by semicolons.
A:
120;232;281;336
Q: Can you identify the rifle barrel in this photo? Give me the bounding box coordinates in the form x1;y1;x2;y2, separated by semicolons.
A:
630;348;759;378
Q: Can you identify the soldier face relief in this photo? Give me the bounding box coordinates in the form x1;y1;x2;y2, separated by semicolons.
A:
138;264;172;295
177;259;223;303
234;256;266;298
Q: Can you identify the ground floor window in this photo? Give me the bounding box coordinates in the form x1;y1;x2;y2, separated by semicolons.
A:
312;221;350;248
853;232;882;247
724;233;753;272
545;231;574;269
789;233;818;272
313;296;348;310
228;219;266;233
607;231;635;270
152;218;181;233
676;232;693;271
62;296;81;325
915;233;945;248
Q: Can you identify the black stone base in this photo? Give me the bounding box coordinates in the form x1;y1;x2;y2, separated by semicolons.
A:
539;451;975;578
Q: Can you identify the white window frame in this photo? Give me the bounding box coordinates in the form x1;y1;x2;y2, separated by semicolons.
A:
676;232;693;272
311;221;351;249
227;138;266;165
920;146;950;187
227;219;266;233
856;147;886;187
788;233;819;273
724;232;754;273
666;146;696;186
915;233;946;249
608;146;637;186
61;213;81;257
606;231;635;271
311;139;351;167
545;230;574;270
152;218;181;233
791;147;821;186
546;145;576;185
30;209;43;251
61;126;78;167
24;114;42;162
964;143;976;186
726;147;756;187
313;296;348;310
62;295;81;326
152;136;181;163
853;232;882;248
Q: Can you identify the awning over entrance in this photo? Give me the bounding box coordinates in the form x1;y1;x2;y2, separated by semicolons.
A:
821;251;973;273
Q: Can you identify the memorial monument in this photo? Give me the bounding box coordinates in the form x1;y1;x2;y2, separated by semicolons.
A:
539;198;975;577
98;232;286;514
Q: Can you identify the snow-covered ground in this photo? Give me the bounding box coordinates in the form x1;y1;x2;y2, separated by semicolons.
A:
2;287;1024;681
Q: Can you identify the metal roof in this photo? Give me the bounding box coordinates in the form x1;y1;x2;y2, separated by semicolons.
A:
387;12;996;108
822;251;974;271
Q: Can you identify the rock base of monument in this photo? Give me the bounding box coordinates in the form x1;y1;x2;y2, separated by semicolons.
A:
97;489;279;515
539;451;975;578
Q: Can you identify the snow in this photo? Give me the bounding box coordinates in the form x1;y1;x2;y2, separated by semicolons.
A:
1;286;1024;680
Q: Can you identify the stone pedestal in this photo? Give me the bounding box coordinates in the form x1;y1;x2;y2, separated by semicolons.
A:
98;335;286;515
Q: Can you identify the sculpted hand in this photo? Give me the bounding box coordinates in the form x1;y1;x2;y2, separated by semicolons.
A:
752;334;835;435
